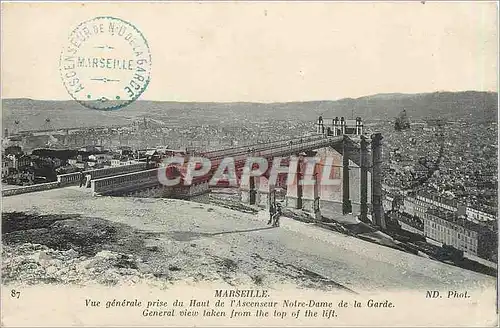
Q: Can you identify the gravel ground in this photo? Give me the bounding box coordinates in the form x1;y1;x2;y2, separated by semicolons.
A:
2;186;495;292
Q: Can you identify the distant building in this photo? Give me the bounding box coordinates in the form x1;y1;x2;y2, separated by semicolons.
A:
78;145;104;153
423;208;496;260
110;155;136;167
75;163;86;169
463;206;497;224
415;190;458;213
3;154;32;170
88;153;113;164
403;197;418;216
145;149;158;157
110;159;120;167
31;148;78;162
2;163;9;176
390;212;424;236
383;193;394;211
3;145;23;157
117;146;133;156
394;190;497;260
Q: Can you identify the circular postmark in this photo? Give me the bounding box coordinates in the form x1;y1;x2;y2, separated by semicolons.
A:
60;17;151;110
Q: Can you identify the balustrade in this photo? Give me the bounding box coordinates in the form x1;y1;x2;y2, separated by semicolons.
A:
57;162;148;186
92;168;160;194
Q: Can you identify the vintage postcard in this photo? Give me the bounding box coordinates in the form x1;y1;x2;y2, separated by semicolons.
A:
1;1;498;327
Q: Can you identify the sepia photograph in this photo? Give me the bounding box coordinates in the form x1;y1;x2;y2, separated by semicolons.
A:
1;1;498;326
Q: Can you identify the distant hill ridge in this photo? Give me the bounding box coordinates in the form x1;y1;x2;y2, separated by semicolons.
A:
2;91;497;131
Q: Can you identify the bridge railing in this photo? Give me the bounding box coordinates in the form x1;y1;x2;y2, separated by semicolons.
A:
203;134;324;159
205;137;321;164
57;172;82;185
5;163;151;195
84;162;147;180
257;135;340;157
210;134;324;158
208;135;341;168
91;168;160;195
56;162;149;186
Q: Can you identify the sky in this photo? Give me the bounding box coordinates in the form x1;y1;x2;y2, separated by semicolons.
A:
1;1;498;102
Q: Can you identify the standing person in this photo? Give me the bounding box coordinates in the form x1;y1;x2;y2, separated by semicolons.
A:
268;203;275;225
272;203;282;227
85;174;91;188
79;171;85;188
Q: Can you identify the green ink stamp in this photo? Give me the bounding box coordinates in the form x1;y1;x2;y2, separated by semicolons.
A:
59;16;152;111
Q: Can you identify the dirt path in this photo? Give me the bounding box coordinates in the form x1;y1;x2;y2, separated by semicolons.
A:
2;187;495;292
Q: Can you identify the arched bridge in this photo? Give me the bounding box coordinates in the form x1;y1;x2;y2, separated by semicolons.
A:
2;117;384;228
88;131;385;228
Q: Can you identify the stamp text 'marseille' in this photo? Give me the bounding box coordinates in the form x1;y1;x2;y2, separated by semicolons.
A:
77;57;134;70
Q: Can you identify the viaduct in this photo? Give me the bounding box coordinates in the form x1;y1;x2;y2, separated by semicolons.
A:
2;117;385;228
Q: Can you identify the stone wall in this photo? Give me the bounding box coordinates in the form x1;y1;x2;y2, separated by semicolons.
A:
2;182;61;197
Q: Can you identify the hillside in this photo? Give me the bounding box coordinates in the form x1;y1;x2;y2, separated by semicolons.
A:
2;91;497;131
